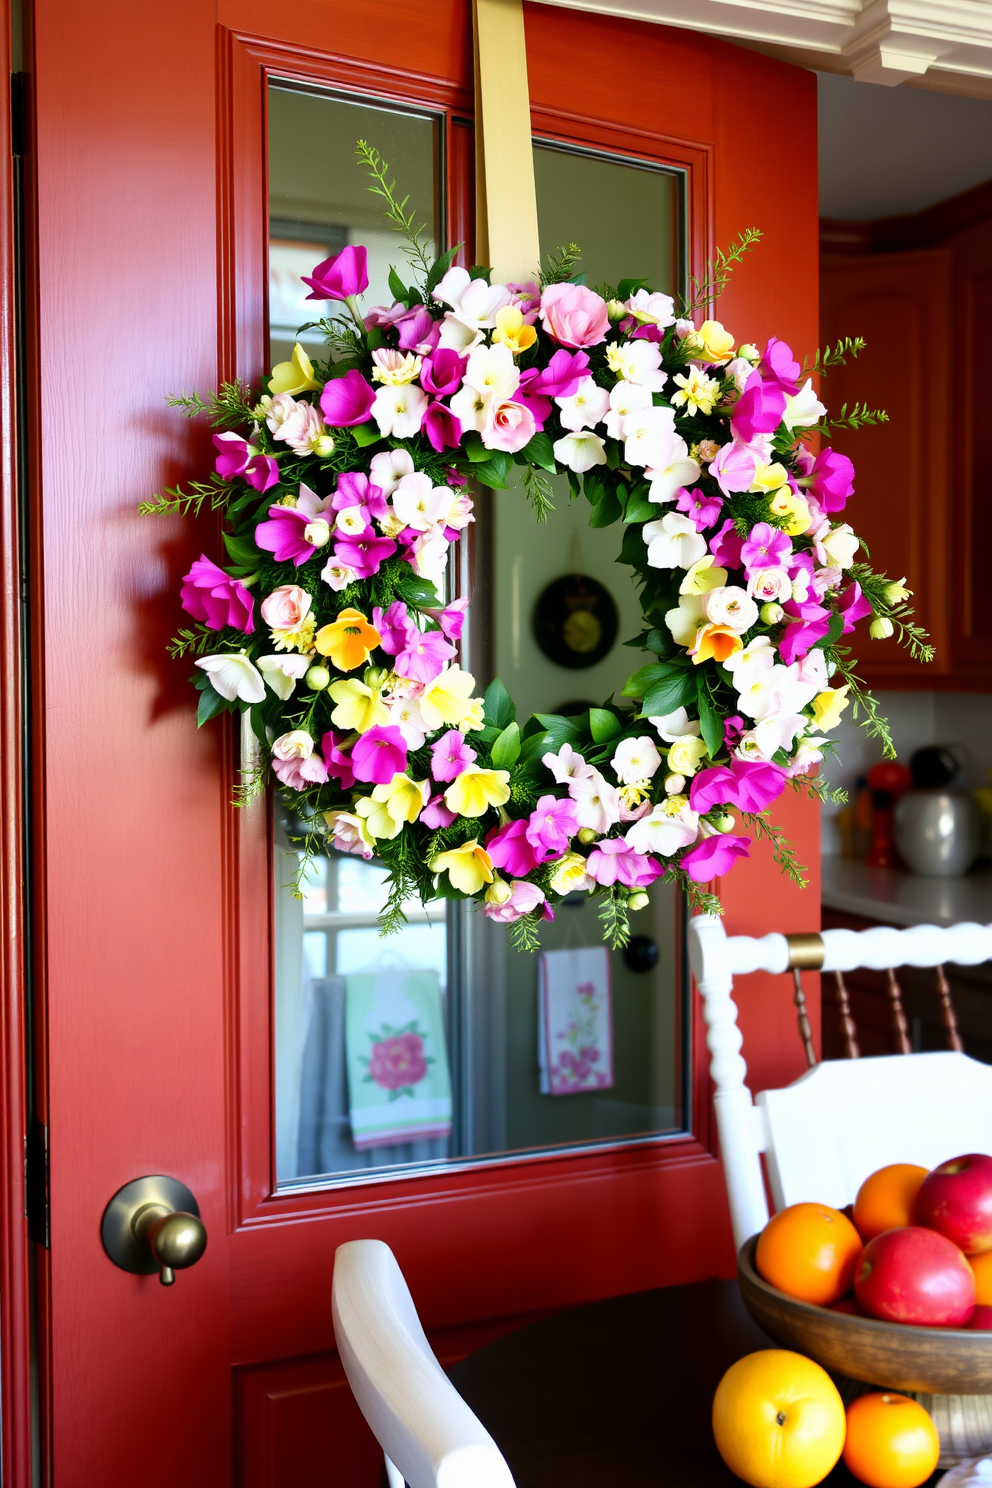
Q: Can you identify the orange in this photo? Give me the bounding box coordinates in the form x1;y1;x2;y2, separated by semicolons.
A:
971;1249;992;1306
712;1349;846;1488
843;1393;939;1488
756;1203;863;1306
853;1165;929;1243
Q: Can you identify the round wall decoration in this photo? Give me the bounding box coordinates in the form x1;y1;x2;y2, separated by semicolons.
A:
533;573;619;670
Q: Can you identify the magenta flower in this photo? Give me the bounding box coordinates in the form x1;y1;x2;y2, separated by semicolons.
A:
321;731;356;789
741;522;793;576
681;833;751;883
255;486;330;566
372;601;413;656
709;441;756;498
515;370;552;429
351;725;409;786
709;519;744;570
676;486;723;531
394;627;456;683
724;715;745;748
439;598;469;641
395;306;440;356
524;348;590;398
690;760;787;815
420;350;465;397
180;555;254;633
423;403;462;452
320;370;376;428
483;880;546;924
778;614;832;664
333;532;397;580
525;794;578;857
837;580;871;635
487;818;542;877
808;447;855;514
586;837;663;888
332;470;389;522
730;372;787;443
212;432;279;493
759;337;800;394
430;730;477;783
422;794;457;828
302;245;369;302
368;1031;427;1090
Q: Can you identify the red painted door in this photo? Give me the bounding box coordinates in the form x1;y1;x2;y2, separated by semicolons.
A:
20;3;820;1484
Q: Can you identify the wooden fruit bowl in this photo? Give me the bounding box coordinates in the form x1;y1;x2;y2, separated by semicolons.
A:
738;1235;992;1395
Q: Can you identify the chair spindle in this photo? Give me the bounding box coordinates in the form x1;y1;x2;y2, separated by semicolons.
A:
886;968;912;1054
792;969;817;1068
935;964;964;1053
833;971;860;1060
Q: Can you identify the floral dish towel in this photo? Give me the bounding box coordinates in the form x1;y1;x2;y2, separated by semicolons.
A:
345;970;453;1149
538;947;615;1097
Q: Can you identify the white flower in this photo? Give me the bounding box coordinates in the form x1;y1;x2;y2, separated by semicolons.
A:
670;367;721;416
385;691;429;749
266;395;330;456
553;431;607;473
555;376;611;432
643;512;707;569
371;382;428;439
408;529;450;584
821;523;860;569
542;743;596;785
446;491;475;530
645;434;701;504
195;653;265;704
569;770;621;834
626;799;699;857
303;517;331;549
724;635;776;678
796;648;829;689
257;653;312;701
783;378;826;430
371;348;422;385
449;380;491;433
650;707;700;742
667;735;708;776
623;404;677;468
724;357;754;396
320;558;359;591
369;448;415;495
604;381;652;440
432;267;513;351
664;594;706;647
788;736;827;777
392;472;454;533
747;567;792;603
462;341;520;401
334;507;368;537
605;339;668;390
736;721;789;762
611;736;662;784
624;289;675;331
264;392;299;435
704;586;759;633
325;810;375;861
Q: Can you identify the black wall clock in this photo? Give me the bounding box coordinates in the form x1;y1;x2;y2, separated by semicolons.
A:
533;573;619;670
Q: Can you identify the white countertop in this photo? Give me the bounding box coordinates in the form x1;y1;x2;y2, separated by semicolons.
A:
821;855;992;928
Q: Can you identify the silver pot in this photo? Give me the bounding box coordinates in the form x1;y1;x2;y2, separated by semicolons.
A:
893;790;980;878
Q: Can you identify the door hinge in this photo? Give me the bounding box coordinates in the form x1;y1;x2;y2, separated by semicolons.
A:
26;1120;49;1248
10;72;27;159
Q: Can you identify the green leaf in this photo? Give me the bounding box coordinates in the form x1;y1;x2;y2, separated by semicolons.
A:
425;243;462;292
621;662;670;700
696;683;724;758
394;571;439;606
196;684;230;728
815;612;846;651
618;523;649;570
464;434;490;463
490;722;521;770
388;266;410;303
534;713;585;751
520;431;557;473
468;264;492;283
351;420;383;448
623;493;657;525
642;670;697;718
483;678;516;729
617;277;649;301
222;531;261;566
589;707;622;743
472;454;511;489
588;483;623;529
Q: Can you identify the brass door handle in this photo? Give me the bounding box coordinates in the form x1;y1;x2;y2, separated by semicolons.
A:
101;1175;207;1286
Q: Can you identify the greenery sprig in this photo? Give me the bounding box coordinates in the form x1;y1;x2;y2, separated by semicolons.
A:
681;227;762;315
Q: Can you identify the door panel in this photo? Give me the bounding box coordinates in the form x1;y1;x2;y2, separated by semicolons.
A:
29;1;820;1481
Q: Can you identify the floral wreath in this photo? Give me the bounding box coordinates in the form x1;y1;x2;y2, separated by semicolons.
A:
143;143;931;952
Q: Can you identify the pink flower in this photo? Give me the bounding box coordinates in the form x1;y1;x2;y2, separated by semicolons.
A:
709;441;756;498
586;837;663;888
333;532;397;580
539;284;610;349
320;371;376;428
332;470;389;522
740;522;793;576
368;1031;427;1090
681;833;751;883
421;794;457;828
394;627;456;683
482;398;535;453
321;731;356;789
487;818;542;877
430;730;477;783
302;245;369;301
395;306;440;356
690;760;787;815
423;403;463;452
212;432;279;492
373;601;413;656
730;372;787;444
271;735;329;791
778;615;832;664
837;580;871;634
483;880;546;923
439;597;469;641
759;338;800;394
351;725;408;786
363;301;407;330
181;555;254;633
261;584;311;631
523;348;590;397
676;487;723;531
526;794;578;857
420;350;465;397
808;447;855;514
255;485;332;566
709;519;744;570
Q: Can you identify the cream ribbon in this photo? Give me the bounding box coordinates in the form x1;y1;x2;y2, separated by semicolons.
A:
473;0;542;285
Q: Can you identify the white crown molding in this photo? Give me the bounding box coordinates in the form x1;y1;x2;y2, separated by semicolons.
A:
532;0;992;95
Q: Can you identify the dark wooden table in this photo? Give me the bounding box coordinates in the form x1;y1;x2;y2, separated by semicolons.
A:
449;1280;871;1488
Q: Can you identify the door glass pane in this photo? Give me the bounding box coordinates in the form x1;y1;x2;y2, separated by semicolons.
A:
268;84;688;1187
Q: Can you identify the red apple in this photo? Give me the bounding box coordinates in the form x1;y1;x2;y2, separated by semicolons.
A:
914;1153;992;1255
970;1305;992;1330
855;1226;976;1326
830;1295;865;1316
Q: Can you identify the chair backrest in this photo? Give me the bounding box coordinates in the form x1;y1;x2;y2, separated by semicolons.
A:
332;1239;516;1488
689;914;992;1251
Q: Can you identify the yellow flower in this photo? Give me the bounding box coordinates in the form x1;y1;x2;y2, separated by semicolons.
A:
671;367;720;417
431;839;495;895
374;773;429;825
269;342;320;396
418;664;476;731
355;794;401;841
328;676;389;733
484;876;512;905
315;608;381;672
667;736;708;775
548;852;595;895
444;766;511;817
691;624;743;666
271;614;316;654
811;685;851;732
695;319;735;364
680;556;728;595
769;488;812;536
492;305;537;356
749;461;790;495
461;697;486;733
883;577;912;604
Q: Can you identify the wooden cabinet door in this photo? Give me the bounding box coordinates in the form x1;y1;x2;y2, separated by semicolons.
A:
24;3;821;1483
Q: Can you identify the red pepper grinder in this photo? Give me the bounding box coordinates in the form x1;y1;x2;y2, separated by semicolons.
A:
866;760;912;868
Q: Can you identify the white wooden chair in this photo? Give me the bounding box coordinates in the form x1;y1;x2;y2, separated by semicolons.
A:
332;1239;516;1488
689;914;992;1251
